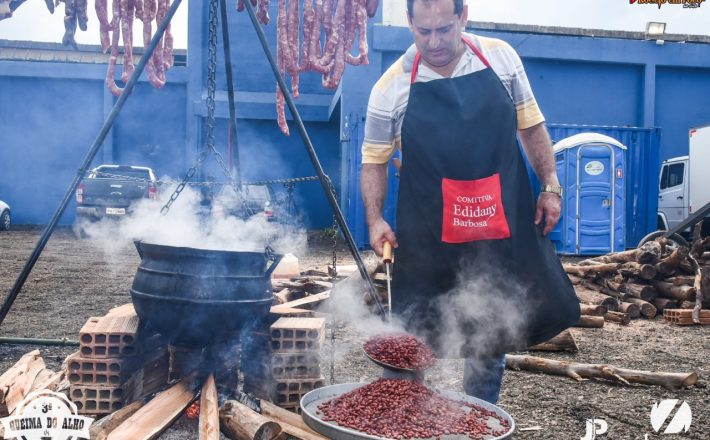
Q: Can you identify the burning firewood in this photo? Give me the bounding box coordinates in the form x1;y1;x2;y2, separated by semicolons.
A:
505;354;698;390
199;374;220;440
105;373;200;440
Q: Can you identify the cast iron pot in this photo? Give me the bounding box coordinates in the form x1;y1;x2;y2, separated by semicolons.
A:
130;241;282;346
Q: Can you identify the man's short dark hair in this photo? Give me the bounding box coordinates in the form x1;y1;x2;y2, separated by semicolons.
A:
407;0;464;18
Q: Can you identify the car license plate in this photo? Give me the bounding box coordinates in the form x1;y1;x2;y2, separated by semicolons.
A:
106;207;126;215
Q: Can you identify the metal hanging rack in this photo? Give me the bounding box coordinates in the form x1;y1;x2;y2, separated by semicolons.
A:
0;0;386;342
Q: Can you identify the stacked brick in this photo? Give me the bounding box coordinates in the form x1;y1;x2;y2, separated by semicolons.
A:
68;312;169;415
268;317;326;413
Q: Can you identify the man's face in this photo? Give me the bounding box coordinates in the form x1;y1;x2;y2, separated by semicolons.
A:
408;0;468;68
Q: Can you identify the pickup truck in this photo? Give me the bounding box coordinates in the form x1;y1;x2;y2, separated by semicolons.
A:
75;165;158;227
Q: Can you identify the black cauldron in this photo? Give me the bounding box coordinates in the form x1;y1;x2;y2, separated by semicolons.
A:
130;241;282;346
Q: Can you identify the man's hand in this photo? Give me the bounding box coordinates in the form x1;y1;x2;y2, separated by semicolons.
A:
535;192;561;235
369;217;398;256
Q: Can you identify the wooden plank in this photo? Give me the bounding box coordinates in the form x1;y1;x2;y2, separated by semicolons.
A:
199;374;219;440
276;291;331;310
106;374;199;440
0;349;45;416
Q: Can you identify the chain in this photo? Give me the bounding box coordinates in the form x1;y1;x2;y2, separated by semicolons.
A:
159;0;221;216
84;170;318;187
329;213;338;385
160;0;254;217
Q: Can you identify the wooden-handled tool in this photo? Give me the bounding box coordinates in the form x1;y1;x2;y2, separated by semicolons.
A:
383;242;393;319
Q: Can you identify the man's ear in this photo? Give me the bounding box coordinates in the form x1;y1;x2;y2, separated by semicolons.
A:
459;4;468;26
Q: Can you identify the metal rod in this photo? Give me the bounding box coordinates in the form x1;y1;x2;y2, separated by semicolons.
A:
242;0;387;317
220;0;242;185
0;337;80;347
0;0;184;328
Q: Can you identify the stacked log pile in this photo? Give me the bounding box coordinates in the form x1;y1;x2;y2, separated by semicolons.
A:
564;223;710;326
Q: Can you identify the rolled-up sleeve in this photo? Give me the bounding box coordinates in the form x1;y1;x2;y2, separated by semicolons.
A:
362;83;396;164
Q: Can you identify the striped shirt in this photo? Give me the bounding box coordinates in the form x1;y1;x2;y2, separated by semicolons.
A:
362;32;545;164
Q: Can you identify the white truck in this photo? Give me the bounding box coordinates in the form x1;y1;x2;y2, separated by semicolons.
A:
655;124;710;242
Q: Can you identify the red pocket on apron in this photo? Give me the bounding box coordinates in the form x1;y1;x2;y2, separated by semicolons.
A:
441;173;511;243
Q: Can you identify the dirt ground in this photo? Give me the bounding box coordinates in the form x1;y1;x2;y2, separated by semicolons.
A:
0;228;708;440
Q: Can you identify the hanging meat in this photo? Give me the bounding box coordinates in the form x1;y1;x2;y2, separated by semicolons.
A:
102;0;175;96
244;0;376;135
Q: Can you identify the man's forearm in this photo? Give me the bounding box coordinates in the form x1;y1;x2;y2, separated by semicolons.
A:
361;163;388;225
519;122;559;186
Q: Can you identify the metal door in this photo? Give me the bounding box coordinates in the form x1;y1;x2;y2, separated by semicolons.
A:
657;160;687;229
576;144;615;254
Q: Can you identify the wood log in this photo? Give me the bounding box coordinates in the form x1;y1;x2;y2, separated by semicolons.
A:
656;246;689;275
621;282;657;302
653;280;696;301
563;263;620;277
260;400;328;440
505;354;698;390
580;304;608;316
690;236;710;259
0;349;45;416
619;262;657;280
220;400;282;440
672;275;696;286
273;288;293;305
527;330;578;352
623;297;658;318
107;373;199;440
636;240;662;264
567;274;584;285
652;298;679;312
574;315;605;328
90;401;144;440
605;311;631;325
599;277;623;293
199;374;219;440
575;286;619;309
582;282;622;310
585;249;638;264
618;302;641;319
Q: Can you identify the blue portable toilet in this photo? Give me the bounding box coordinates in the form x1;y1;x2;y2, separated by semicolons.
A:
550;133;626;255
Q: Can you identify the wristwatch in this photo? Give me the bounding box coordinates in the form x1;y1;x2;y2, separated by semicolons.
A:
540;184;563;197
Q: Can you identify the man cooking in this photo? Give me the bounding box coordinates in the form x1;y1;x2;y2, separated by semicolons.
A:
360;0;580;404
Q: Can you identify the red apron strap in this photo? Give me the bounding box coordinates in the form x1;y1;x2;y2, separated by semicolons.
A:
410;36;491;84
411;52;422;84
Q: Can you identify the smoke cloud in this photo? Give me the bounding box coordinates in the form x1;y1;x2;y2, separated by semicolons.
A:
79;180;308;261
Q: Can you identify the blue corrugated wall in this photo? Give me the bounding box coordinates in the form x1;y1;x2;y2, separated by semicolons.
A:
1;2;709;237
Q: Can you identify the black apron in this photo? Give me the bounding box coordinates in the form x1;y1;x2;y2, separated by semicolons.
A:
393;37;580;358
